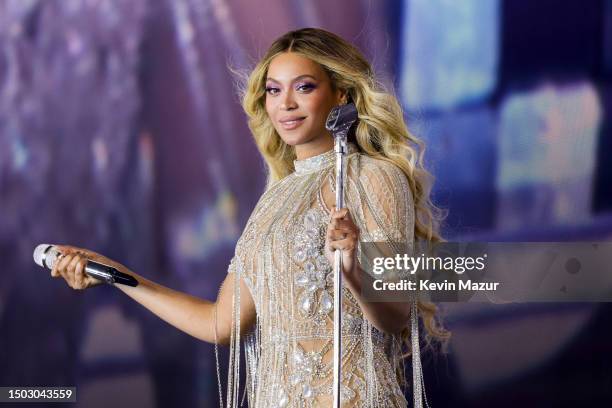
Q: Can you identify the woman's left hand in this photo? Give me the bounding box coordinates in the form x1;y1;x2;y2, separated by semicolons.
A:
325;207;361;284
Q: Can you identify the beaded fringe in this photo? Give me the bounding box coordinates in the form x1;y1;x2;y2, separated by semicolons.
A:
214;148;427;407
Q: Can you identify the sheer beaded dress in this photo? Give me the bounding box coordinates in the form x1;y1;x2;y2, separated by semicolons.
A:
217;143;425;408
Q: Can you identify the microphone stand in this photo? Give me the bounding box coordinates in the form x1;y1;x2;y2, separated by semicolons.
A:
333;132;348;408
325;102;357;408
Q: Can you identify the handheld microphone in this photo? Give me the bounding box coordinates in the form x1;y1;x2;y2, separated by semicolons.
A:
33;244;138;287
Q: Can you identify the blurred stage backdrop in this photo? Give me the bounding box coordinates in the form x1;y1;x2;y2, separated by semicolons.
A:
1;0;612;407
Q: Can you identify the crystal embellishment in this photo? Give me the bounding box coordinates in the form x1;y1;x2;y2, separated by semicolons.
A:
288;344;324;400
292;208;333;317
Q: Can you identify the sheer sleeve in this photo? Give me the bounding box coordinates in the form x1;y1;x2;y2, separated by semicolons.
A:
225;237;257;301
344;156;416;280
351;156;415;246
224;197;262;308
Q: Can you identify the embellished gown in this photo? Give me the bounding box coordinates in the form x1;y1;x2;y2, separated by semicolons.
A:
221;144;419;408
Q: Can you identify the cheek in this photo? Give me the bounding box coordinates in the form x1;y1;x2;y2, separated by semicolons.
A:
304;95;333;126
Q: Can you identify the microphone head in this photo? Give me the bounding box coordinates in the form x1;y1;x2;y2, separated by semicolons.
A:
33;244;59;269
325;102;358;134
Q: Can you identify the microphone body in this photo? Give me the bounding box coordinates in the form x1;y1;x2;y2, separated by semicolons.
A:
33;244;138;287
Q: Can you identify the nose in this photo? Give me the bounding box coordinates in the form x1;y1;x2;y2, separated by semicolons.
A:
279;89;297;110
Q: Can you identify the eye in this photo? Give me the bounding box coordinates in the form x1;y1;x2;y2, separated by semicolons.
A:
297;83;315;92
265;86;280;96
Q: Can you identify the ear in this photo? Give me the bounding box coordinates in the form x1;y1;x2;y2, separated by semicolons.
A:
336;89;349;105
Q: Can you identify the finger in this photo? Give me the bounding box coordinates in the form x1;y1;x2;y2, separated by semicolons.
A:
331;209;346;219
63;255;80;289
57;253;74;271
328;223;359;239
328;226;358;243
59;265;73;288
50;253;65;277
51;263;60;278
328;230;348;241
329;240;357;252
74;256;86;289
53;254;67;277
68;255;80;280
332;207;350;218
327;225;359;240
58;254;75;286
331;219;357;231
328;233;358;251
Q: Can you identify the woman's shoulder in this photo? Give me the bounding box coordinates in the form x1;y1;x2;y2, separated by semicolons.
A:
260;173;296;200
352;152;408;182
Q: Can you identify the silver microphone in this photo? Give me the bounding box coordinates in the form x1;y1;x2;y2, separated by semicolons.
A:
33;244;138;287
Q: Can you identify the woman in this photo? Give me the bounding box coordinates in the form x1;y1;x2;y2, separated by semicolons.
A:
52;28;448;407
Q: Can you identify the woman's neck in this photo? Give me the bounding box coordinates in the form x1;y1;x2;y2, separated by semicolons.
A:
294;134;334;160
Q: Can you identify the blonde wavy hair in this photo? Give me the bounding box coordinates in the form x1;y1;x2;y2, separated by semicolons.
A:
234;27;450;386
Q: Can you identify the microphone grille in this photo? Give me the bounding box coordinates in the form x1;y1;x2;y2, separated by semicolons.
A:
33;244;58;268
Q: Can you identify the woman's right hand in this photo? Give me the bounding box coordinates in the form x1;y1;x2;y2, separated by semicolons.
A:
50;245;130;290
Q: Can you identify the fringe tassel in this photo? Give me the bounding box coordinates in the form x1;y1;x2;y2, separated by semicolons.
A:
411;299;429;408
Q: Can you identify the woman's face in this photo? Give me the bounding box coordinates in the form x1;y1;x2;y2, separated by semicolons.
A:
265;52;343;150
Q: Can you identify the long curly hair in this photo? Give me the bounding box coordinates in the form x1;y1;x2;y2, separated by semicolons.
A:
234;27;451;388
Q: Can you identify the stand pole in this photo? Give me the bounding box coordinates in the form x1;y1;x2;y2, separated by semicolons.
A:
332;134;348;408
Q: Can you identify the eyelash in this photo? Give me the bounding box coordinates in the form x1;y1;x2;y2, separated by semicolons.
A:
265;83;316;95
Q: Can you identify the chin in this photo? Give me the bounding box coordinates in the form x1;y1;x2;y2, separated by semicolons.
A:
277;131;310;146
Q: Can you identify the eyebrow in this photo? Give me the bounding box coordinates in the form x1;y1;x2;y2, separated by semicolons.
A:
265;74;318;83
